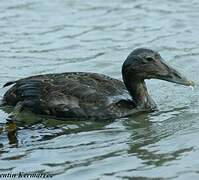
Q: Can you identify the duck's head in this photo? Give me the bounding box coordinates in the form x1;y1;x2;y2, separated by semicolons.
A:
122;48;194;86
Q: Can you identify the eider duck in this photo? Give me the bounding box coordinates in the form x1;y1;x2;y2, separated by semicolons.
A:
2;48;194;120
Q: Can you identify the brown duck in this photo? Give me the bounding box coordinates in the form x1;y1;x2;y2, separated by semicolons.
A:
2;48;194;120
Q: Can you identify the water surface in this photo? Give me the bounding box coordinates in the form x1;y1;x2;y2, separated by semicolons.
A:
0;0;199;179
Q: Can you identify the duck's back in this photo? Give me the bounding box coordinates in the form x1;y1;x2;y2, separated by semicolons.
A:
3;72;134;120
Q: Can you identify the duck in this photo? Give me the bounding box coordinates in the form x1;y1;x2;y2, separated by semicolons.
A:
2;48;194;120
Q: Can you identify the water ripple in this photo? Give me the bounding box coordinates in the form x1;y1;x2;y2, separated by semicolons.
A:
0;0;199;179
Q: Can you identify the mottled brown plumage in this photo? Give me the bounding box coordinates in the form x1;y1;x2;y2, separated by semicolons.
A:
3;72;134;120
3;48;193;120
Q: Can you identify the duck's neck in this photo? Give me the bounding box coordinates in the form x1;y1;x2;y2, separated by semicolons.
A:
122;73;156;111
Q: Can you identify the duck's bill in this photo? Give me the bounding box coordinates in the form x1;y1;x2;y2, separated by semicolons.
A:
156;60;194;87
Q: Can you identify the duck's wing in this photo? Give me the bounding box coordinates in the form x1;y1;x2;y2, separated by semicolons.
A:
3;72;131;119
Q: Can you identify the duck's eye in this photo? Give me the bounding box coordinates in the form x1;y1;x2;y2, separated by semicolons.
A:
146;57;154;61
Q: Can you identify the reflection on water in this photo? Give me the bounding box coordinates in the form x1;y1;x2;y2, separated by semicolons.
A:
1;105;199;179
1;0;199;179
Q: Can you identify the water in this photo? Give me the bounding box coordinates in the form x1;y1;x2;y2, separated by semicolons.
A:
0;0;199;179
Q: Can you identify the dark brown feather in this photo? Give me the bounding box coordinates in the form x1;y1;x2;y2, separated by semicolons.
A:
3;72;134;120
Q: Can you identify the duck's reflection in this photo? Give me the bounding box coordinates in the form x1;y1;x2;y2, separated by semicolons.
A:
123;110;194;167
0;106;195;168
0;121;18;148
6;121;18;146
0;108;113;147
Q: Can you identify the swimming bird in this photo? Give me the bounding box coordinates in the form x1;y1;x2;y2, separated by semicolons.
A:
2;48;193;120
